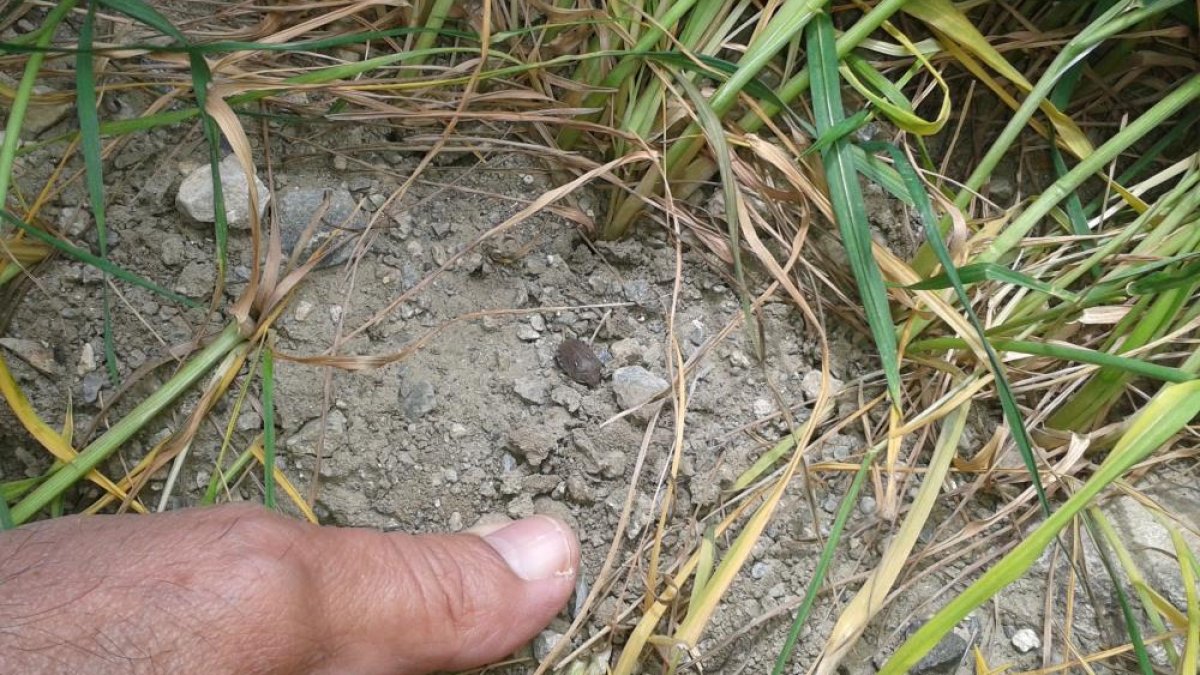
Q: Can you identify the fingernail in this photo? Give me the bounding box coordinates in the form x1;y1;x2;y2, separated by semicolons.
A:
480;515;576;582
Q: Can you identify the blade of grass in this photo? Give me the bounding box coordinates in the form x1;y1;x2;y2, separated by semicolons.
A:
9;325;244;525
879;379;1200;673
773;436;885;674
1;210;200;307
908;336;1195;384
808;12;900;408
0;0;77;233
673;74;759;358
76;1;119;385
261;343;277;509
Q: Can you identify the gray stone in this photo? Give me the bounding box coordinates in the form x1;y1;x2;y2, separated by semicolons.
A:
173;261;214;299
514;377;547;405
912;630;967;674
507;427;556;467
533;630;563;663
516;325;541;342
160;234;187;267
285;410;348;451
176;154;269;230
76;343;97;376
23;84;72;134
550;386;581;413
612;365;667;411
275;186;367;269
400;379;437;419
1011;628;1039;654
81;370;107;404
1101;490;1200;609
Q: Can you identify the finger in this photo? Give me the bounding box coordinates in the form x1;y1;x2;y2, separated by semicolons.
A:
302;515;580;674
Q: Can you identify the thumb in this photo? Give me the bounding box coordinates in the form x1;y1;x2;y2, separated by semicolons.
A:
306;515;580;674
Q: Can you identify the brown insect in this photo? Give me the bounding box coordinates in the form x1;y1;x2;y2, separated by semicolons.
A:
556;338;603;387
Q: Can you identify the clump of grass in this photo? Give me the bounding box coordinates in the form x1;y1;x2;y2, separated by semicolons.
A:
1;1;1198;673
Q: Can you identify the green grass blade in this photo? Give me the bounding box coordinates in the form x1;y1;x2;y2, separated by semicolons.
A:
879;379;1200;673
76;2;119;385
10;326;245;524
674;74;759;358
1;210;200;308
773;441;882;674
808;12;901;408
909;337;1195;384
1081;511;1154;674
0;0;77;230
903;261;1079;302
0;488;12;529
261;345;277;509
864;139;1050;513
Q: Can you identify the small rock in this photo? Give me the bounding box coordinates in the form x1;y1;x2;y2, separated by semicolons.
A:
514;377;548;405
56;206;90;238
176;154;270;229
0;338;59;375
533;630;563;663
173;261;214;298
329;305;343;324
801;370;843;400
76;343;97;376
447;512;463;531
565;476;594;504
159;234;187;267
912;630;967;674
449;423;468;439
285;410;348;451
332;154;348;171
276;186;367;269
609;338;644;366
750;561;771;580
507;493;535;519
752;398;773;418
550;386;582;413
622;279;656;308
22;84;72;134
529;314;546;331
293;300;315;321
612;366;667;411
80;370;107;404
859;496;877;516
507;427;556;467
1011;628;1039;654
400;379;437;419
236;410;261;431
516;325;541;342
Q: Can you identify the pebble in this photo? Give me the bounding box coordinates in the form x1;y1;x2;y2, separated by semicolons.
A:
611;365;668;411
80;370;107;404
516;325;541;342
609;338;644;366
448;423;468;439
285;410;347;450
752;398;773;418
275;186;367;269
20;83;72;134
533;630;563;663
750;561;771;580
801;370;843;400
76;343;97;376
513;377;548;405
447;511;463;531
400;379;437;419
529;314;546;331
293;300;315;321
550;386;582;413
1011;628;1039;654
912;630;967;674
859;496;877;516
176;154;270;229
0;338;59;375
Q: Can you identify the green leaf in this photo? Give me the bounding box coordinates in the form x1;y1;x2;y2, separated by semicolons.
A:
76;1;119;385
807;12;901;408
904;262;1079;302
1;210;200;308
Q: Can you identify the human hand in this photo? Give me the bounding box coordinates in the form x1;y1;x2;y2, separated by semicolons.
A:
0;504;579;674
